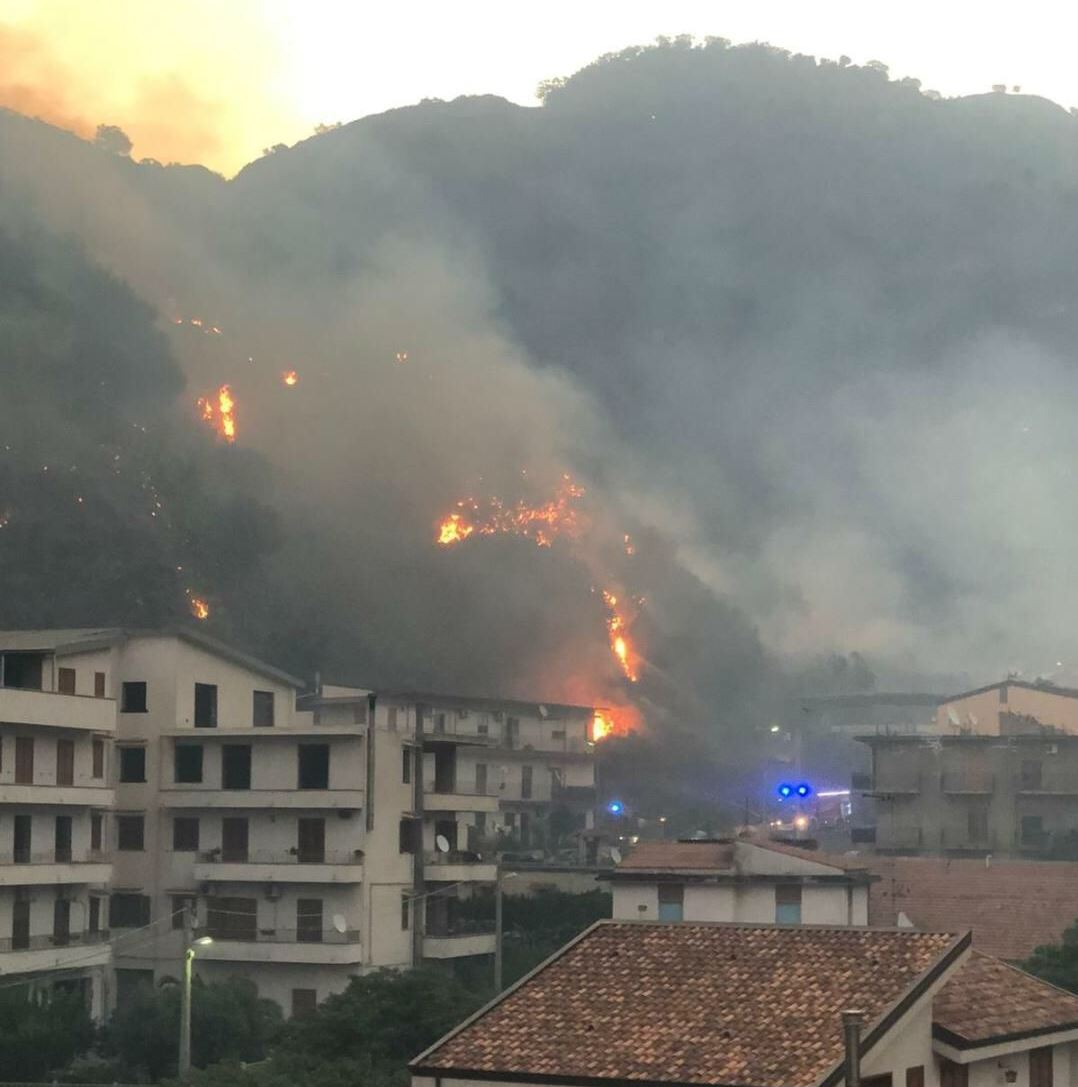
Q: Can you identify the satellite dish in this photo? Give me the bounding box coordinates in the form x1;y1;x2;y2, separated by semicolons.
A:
610;847;622;864
538;704;549;718
435;834;451;853
947;708;960;727
332;914;347;934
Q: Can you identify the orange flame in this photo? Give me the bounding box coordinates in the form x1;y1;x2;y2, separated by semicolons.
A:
602;590;639;682
591;704;642;742
189;596;210;620
436;475;586;549
283;370;298;387
624;533;636;556
195;385;237;443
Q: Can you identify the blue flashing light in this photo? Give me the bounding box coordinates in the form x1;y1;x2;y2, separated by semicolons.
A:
796;783;813;798
607;800;624;815
777;784;794;799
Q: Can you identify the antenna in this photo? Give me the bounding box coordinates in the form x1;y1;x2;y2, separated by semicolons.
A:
332;914;347;935
435;834;451;853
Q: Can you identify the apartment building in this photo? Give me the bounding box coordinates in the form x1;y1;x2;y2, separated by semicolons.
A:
936;680;1078;735
0;632;116;1016
609;837;873;925
860;714;1078;856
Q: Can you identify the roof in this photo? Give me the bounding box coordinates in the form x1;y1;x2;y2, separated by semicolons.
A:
412;922;968;1087
344;688;593;718
869;856;1078;961
935;952;1078;1048
615;838;870;877
0;627;304;689
943;679;1078;704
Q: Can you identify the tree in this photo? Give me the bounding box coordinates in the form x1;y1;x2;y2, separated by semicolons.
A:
94;123;132;156
0;986;95;1082
1023;919;1078;992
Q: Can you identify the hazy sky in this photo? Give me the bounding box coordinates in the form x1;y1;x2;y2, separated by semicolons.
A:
3;0;1078;174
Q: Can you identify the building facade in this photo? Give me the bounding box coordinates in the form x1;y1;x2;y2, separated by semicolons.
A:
936;681;1078;736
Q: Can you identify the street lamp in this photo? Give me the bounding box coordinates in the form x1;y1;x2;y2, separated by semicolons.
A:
179;907;213;1079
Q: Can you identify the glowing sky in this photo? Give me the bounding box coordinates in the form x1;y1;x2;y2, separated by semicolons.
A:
4;0;1078;175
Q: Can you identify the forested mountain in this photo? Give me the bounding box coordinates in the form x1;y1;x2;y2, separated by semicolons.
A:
3;37;1078;804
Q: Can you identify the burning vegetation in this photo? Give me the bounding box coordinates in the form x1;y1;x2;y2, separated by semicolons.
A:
196;385;237;444
601;590;639;683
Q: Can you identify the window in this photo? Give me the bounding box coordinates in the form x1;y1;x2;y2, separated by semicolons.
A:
551;729;565;742
15;736;33;783
387;706;398;730
94;671;106;698
2;653;43;690
171;894;196;931
88;896;101;934
222;817;249;862
12;899;30;949
521;765;533;799
506;717;520;748
967;806;989;843
253;690;275;728
57;667;76;695
222;745;252;790
940;1066;968;1087
53;896;71;946
504;812;516;829
399;817;420;854
13;814;31;863
56;739;74;786
401;892;410;930
90;813;103;853
297;818;325;863
194;683;218;727
658;884;684;922
297;898;323;943
117;815;145;851
475;763;488;795
1021;760;1043;790
174;744;204;783
1030;1047;1053;1087
119;746;146;783
55;815;72;862
402;748;411;784
352;701;367;725
776;885;802;924
110;893;151;928
907;1067;925;1087
298;744;329;789
478;722;489;736
121;682;147;713
207;896;256;941
291;989;318;1019
1022;814;1046;846
434;712;447;734
92;739;104;779
172;817;200;852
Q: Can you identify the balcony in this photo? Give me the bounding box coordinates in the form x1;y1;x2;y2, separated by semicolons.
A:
864;774;921;798
0;785;114;807
197;927;363;964
424;784;498;813
487;736;592;757
1015;774;1078;796
159;788;364;811
0;929;110;974
424;850;497;883
0;852;110;886
0;687;116;733
941;772;995;795
423;919;497;959
194;850;364;884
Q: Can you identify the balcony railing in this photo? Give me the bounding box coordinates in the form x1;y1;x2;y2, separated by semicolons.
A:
0;850;109;866
425;917;496;939
0;929;109;953
197;849;363;866
204;926;361;945
424;849;488;866
868;775;921;796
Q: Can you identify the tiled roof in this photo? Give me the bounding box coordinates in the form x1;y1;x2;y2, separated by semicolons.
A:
936;952;1078;1047
413;923;965;1087
617;840;736;871
748;838;871;873
869;857;1078;960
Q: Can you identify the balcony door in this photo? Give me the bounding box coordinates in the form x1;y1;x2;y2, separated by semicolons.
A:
12;899;30;950
53;897;71;946
13;815;31;864
15;737;34;784
297;819;325;863
56;740;74;787
54;816;72;863
221;818;249;862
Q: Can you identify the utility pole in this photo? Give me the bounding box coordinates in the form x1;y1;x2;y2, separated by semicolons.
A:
412;701;426;967
494;865;503;991
179;907;194;1079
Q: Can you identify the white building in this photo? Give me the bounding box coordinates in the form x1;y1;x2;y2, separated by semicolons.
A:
609;837;873;926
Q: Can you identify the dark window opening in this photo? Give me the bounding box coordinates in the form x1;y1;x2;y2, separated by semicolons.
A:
298;744;329;789
119;746;146;783
291;989;318;1018
54;815;72;863
402;747;411;784
433;748;456;793
297;818;325;863
117;815;145;851
12;899;30;949
194;683;218;728
92;739;104;779
53;896;71;946
13;814;31;863
297;898;323;943
222;745;252;790
2;652;44;690
121;682;147;713
173;817;200;852
475;763;487;795
399;817;420;854
401;893;410;930
94;672;106;698
110;893;151;928
90;813;103;853
207;896;256;941
906;1067;925;1087
15;737;33;784
222;817;249;862
57;667;76;695
506;717;520;748
174;744;204;784
253;690;275;728
88;897;101;934
56;739;74;786
521;765;533;799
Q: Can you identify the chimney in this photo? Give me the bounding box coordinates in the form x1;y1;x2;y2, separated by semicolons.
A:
842;1010;864;1087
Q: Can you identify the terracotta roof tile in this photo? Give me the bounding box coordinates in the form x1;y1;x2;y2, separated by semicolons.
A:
868;857;1078;960
414;923;964;1087
936;952;1078;1046
617;840;736;871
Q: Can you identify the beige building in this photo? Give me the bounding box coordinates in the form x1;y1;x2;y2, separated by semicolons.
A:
610;838;872;925
412;923;1078;1087
937;680;1078;735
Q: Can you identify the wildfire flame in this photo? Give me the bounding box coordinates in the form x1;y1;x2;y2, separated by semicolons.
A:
196;385;237;443
602;590;639;683
189;596;210;620
591;703;643;742
283;370;298;386
435;475;586;549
